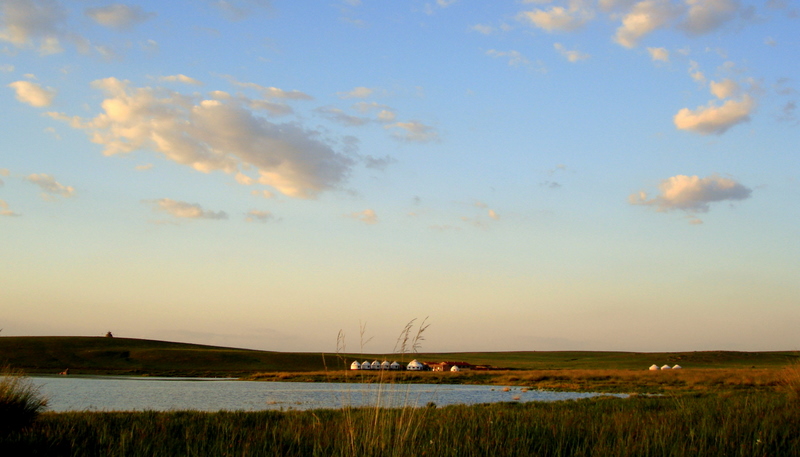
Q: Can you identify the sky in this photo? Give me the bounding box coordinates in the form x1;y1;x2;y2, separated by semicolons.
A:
1;0;798;354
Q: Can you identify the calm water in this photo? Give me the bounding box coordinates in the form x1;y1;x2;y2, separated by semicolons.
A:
30;376;622;412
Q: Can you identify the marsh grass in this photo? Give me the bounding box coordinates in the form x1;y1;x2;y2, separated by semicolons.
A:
0;367;48;436
2;392;798;456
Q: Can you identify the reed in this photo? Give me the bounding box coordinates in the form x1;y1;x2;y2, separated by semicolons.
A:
2;392;798;456
0;367;49;436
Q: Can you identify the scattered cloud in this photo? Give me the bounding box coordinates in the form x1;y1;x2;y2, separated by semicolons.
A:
648;47;670;62
471;24;494;35
26;173;75;199
518;2;594;32
614;0;683;48
488;209;500;220
679;0;739;36
486;49;532;68
386;121;439;142
211;0;272;21
159;74;203;85
251;189;275;199
554;43;589;62
709;78;740;99
629;174;752;217
674;93;755;135
85;4;155;30
135;163;154;171
0;199;21;217
315;106;370;126
0;64;14;72
47;78;354;198
147;198;228;220
224;76;313;100
8;80;56;107
0;0;72;54
245;209;274;223
363;155;396;170
347;208;378;224
338;86;373;99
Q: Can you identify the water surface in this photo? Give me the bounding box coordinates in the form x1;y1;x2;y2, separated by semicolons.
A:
31;376;622;412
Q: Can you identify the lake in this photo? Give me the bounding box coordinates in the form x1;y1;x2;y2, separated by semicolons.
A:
30;376;623;412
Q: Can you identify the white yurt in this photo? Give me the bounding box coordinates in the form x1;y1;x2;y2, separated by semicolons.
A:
361;361;371;370
371;360;381;370
407;359;424;371
350;361;361;370
381;360;391;370
450;365;460;372
389;361;401;370
661;364;672;370
649;364;660;371
672;364;682;369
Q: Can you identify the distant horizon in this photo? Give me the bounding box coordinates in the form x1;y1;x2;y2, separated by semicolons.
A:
3;333;798;355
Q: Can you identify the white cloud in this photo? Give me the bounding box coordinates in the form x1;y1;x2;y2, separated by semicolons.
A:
348;208;378;224
554;43;589;62
245;209;273;223
518;0;594;32
26;173;74;198
614;0;682;48
135;163;153;171
251;189;275;199
486;49;531;67
0;64;14;72
47;78;354;198
386;121;439;142
471;24;494;35
0;199;21;217
85;4;155;30
315;106;370;126
709;78;740;99
679;0;739;36
225;77;313;100
160;74;203;85
148;198;227;220
647;47;669;62
488;209;500;220
8;80;56;107
629;174;752;216
0;0;71;53
674;94;755;135
338;86;373;99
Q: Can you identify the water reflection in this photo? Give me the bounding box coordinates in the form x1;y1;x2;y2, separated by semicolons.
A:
30;376;623;412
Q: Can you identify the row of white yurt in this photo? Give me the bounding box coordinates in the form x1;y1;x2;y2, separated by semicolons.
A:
649;364;683;370
349;360;414;370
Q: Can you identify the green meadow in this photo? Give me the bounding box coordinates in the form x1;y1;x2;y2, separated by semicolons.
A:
1;336;796;376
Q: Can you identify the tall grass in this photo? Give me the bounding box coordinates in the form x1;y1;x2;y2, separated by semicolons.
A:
0;367;48;436
2;392;798;456
335;318;433;457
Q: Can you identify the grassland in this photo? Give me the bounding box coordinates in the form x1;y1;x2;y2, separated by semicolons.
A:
1;336;796;377
3;336;799;456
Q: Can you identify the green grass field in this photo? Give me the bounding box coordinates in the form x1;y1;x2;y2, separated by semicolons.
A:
1;336;796;377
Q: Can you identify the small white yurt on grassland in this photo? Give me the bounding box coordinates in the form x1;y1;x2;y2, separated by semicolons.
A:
350;361;361;370
649;364;660;371
407;359;424;371
661;364;672;370
673;364;682;369
361;361;371;370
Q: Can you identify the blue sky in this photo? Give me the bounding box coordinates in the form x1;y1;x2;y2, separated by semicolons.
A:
1;0;798;353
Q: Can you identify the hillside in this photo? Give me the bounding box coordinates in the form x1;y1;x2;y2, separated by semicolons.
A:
0;336;796;376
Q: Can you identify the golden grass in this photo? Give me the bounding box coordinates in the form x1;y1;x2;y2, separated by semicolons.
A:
247;367;791;395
